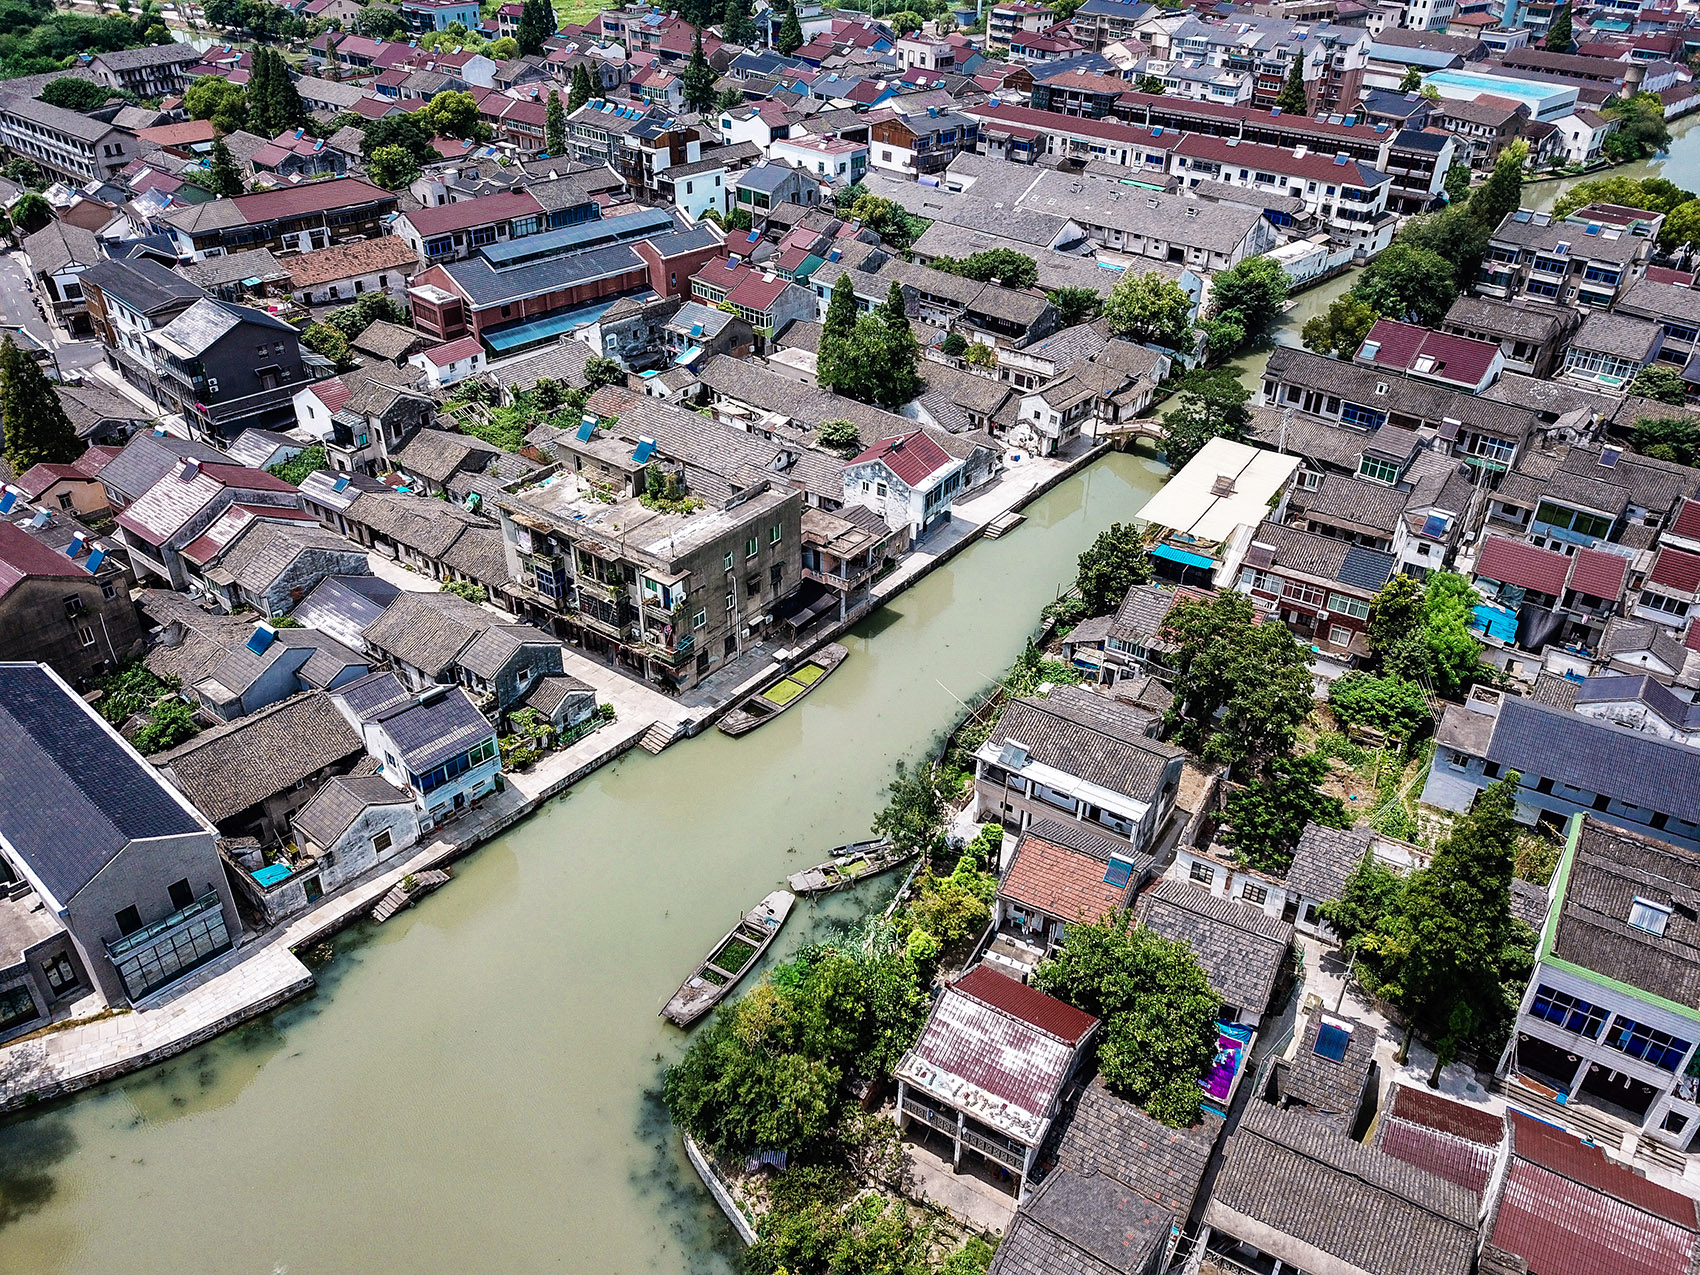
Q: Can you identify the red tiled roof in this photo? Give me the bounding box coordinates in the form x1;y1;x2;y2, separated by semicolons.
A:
1687;615;1700;652
850;430;955;488
311;379;354;414
401;190;543;236
73;445;122;480
135;120;218;148
1387;1084;1504;1144
1475;535;1571;597
420;336;483;364
228;178;393;222
1567;546;1628;600
953;964;1097;1043
1671;497;1700;542
1651;545;1700;594
967;101;1182;150
999;833;1133;927
1361;319;1500;389
0;519;87;598
725;271;792;313
1492;1112;1700;1275
1646;266;1696;287
15;463;88;499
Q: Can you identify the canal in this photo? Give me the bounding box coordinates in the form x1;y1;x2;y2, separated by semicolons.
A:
0;451;1169;1275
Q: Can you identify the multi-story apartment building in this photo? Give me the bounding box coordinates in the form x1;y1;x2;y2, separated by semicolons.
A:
394;191;545;264
148;299;318;442
869;105;980;177
0;92;142;185
987;0;1054;54
87;43;202;97
159;179;400;260
566;100;699;203
79;258;205;410
1479;207;1657;309
497;458;804;692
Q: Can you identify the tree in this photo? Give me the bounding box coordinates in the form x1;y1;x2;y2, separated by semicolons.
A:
360;113;439;169
1443;161;1471;204
1103;270;1194;350
1137;73;1166;94
1660;200;1700;255
422;89;489;142
1033;913;1220;1128
569;61;594;112
1367;573;1424;670
133;699;201;755
325;293;410;340
931;248;1038;288
1074;523;1150;616
871;280;922;408
722;0;755;44
1465;140;1527;233
681;32;718;115
1397;205;1492;288
1327;672;1432;739
544;89;566;155
1199;316;1246;365
1628;365;1690;406
1222;752;1350;875
353;2;406;37
299;322;352;369
1543;1;1571;51
1274;54;1308;115
39;77;114;112
776;0;803;55
0;335;79;473
816;419;860;454
1398;65;1423;93
515;0;553;55
9;193;50;235
1552;175;1692;219
185;76;247;133
1350;242;1457;327
1632;415;1700;464
2;159;42;191
206;139;244;197
1047;286;1104;327
715;86;745;112
1161;591;1315;769
1376;572;1488;699
940;331;967;357
1207;254;1289;345
488;36;519;60
823;271;858;343
583;355;624;391
1160;368;1251;470
1319;849;1405;958
366;144;421;191
872;760;947;857
1604;91;1673;163
1302;295;1379;359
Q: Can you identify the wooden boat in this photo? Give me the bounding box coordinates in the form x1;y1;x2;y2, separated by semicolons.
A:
718;643;849;737
661;890;794;1027
788;839;913;896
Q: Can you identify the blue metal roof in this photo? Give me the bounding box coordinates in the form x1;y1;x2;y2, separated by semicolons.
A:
476;207;677;268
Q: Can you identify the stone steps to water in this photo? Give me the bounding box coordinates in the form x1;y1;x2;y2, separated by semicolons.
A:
370;870;450;923
983;512;1024;540
639;720;684;755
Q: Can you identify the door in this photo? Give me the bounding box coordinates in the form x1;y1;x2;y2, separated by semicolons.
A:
303;875;323;905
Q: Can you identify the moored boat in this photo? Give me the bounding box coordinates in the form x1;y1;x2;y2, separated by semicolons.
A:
718;643;849;736
787;839;914;895
661;890;794;1027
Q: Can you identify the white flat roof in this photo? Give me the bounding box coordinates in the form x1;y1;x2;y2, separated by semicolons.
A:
1137;436;1300;547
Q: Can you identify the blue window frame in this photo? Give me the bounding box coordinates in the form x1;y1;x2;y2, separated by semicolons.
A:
1605;1016;1692;1071
1340;402;1386;430
1530;985;1607;1039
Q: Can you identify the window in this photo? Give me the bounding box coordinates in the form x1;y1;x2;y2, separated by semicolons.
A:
1606;1017;1693;1071
1339;402;1387;430
0;984;36;1031
1630;897;1672;936
1329;624;1352;647
1644;590;1692;617
1287;580;1325;608
744;535;758;559
877;482;888;497
693;609;706;629
1189;860;1214;886
1535;502;1613;540
1240;568;1282;596
1359;455;1400;484
1241;882;1269;906
373;829;392;854
115;905;142;936
1530;985;1607;1038
168;878;194;911
42;954;77;994
726;590;735;611
723;551;733;571
57;491;73;509
1326;593;1371;620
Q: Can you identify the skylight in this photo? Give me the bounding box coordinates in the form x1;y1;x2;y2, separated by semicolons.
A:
1103;858;1134;889
1630;897;1672;936
1313;1017;1353;1063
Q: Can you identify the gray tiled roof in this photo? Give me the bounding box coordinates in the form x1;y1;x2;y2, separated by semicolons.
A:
1052;1077;1221;1217
995;691;1185;802
215;522;365;595
1444;294;1574;344
290;575;400;651
351;319;428;361
78;257;203;315
1570;309;1663;361
1491;213;1646;263
1265;345;1539;442
1304;473;1409;535
346;492;492;560
0;663;202;903
523;673;593;716
440;526;512;585
1205;1102;1478;1275
989;1170;1170;1275
360;590;499;678
1275;1011;1376;1131
1254;520;1395;593
492;336;592;391
291;772;411;848
396;428;506;485
23;221;101;276
154;691;362;821
1286;823;1375;903
371;685;492;773
457;622;554;679
1137;877;1292;1015
1486;694;1700;825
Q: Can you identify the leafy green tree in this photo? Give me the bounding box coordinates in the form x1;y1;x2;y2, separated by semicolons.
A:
1319;848;1405;956
1327;672;1431;739
1660;200;1700;254
1378;572;1488;699
715;86;745;112
366;144;421;191
1398;64;1423;93
1552;174;1692;219
1443;161;1471;203
1367;573;1424;669
38;77;114;112
1465;140;1527;233
133;699;201;755
1163;591;1315;769
544;88;566;155
2;159;43;191
872;760;947;857
776;0;803;54
1603;92;1672;162
1033;912;1220;1128
325;292;409;339
422;89;489;142
816;418;860;455
931;248;1038;288
1222;752;1349;875
583;355;624;391
1047;285;1104;327
1397;205;1491;287
1160;368;1252;470
10;192;52;236
569;61;594;111
1274;54;1307;115
0;334;79;473
1199;315;1246;365
299;322;352;369
1103;270;1194;350
1632;415;1700;464
1074;522;1150;616
1137;73;1166;94
515;0;553;54
97;660;176;726
1207;254;1289;345
872;279;922;408
722;0;755;44
681;32;718;114
267;444;328;486
1350;242;1457;327
1628;365;1690;406
206;139;244;198
353;2;407;36
823;271;858;341
1302;295;1379;359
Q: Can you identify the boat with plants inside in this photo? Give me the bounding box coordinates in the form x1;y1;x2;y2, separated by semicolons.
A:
661;890;795;1027
787;839;914;895
718;643;849;736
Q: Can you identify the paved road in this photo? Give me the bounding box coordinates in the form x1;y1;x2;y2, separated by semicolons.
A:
0;250;107;380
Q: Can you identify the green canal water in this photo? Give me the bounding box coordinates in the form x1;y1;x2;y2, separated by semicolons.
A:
0;449;1168;1275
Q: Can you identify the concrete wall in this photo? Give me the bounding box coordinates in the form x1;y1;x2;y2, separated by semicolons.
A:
0;577;145;688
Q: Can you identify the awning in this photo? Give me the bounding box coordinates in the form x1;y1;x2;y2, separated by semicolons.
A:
1151;544;1215;571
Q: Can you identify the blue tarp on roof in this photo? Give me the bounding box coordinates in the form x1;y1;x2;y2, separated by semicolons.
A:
1152;544;1215;571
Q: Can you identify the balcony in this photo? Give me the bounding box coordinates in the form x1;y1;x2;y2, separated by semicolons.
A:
107;891;232;1001
902;1096;956;1135
960;1125;1028;1172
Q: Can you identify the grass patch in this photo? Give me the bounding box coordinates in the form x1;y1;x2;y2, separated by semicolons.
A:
699;967;728;986
713;937;758;973
761;677;808;707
